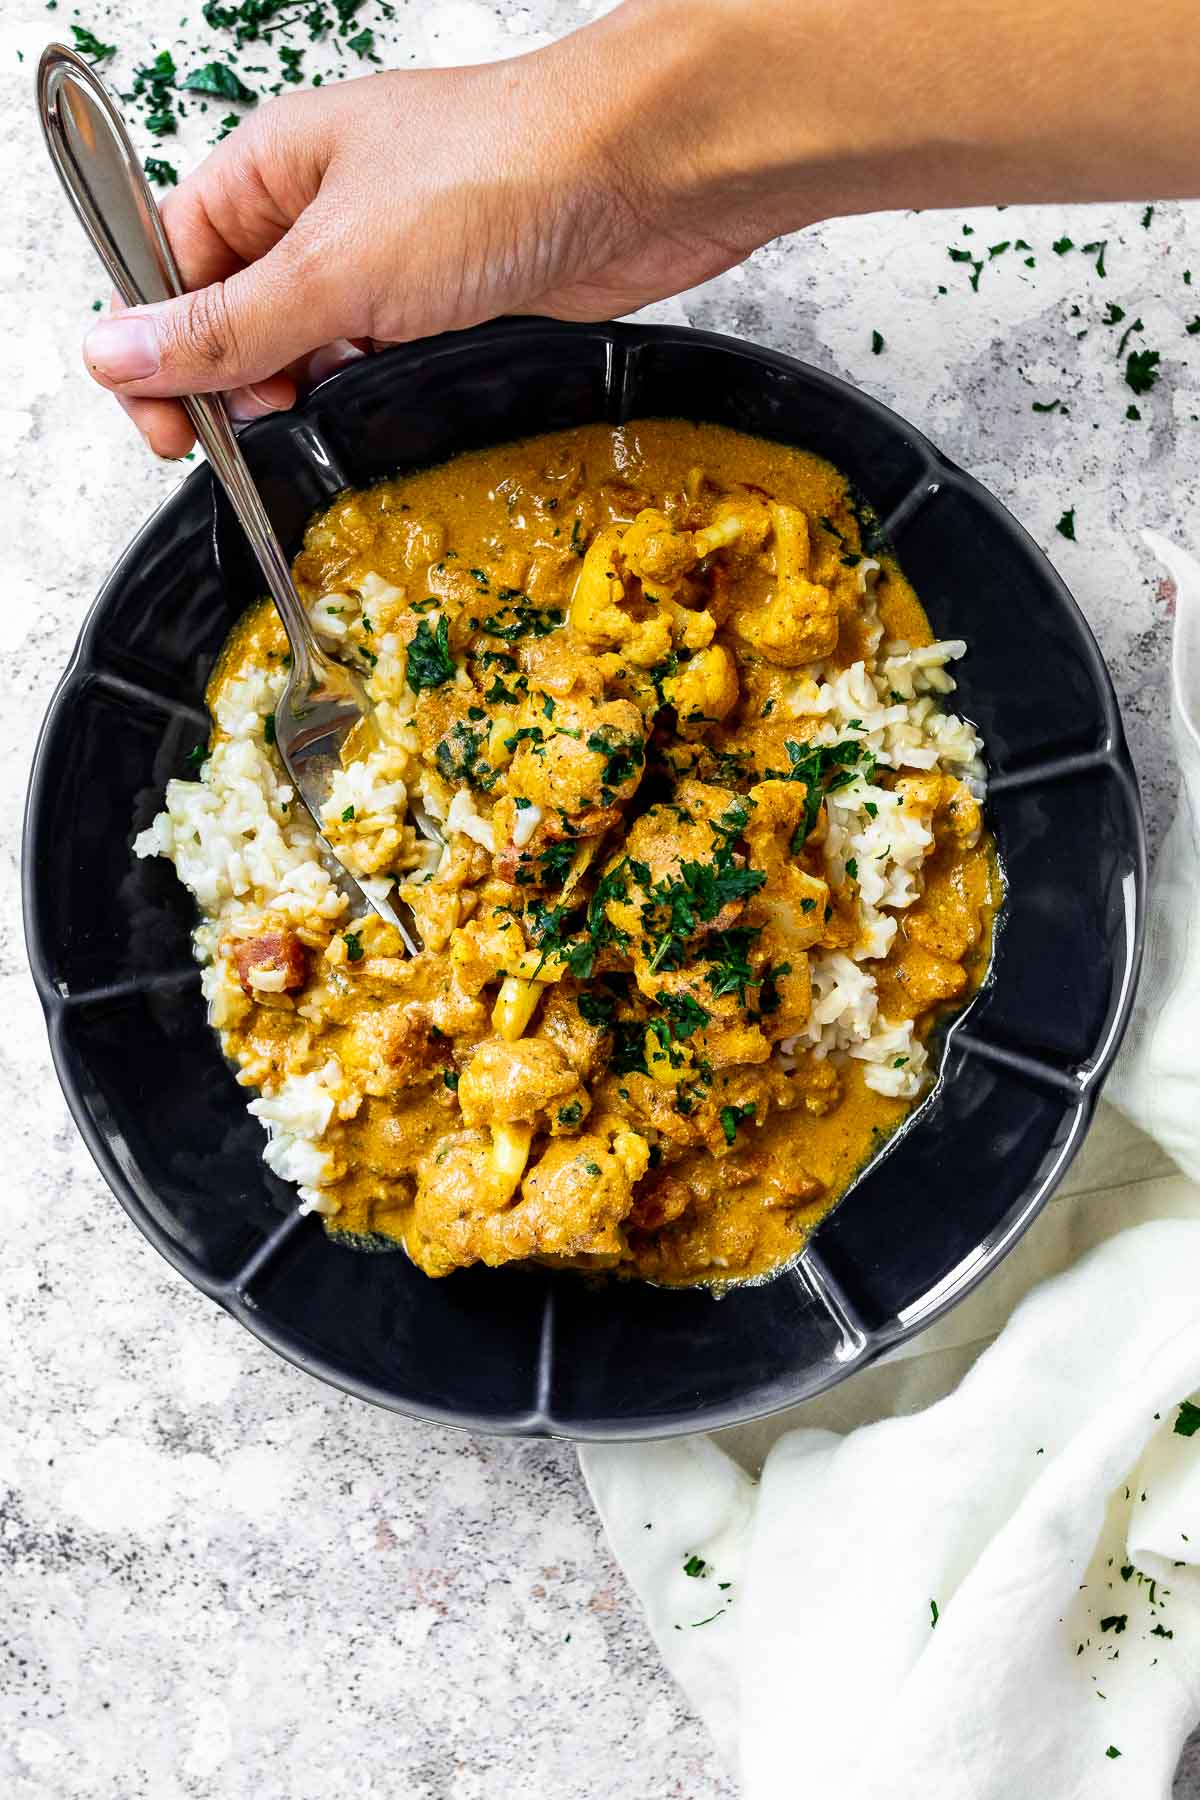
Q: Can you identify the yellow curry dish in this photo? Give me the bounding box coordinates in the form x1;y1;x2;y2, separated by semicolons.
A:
136;421;1000;1287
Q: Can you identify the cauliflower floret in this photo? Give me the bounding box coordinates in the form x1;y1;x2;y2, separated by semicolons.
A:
895;773;982;849
507;693;646;817
735;502;839;666
475;1119;650;1266
457;1037;586;1131
662;644;740;736
448;909;525;995
692;496;772;560
621;508;697;589
569;525;712;666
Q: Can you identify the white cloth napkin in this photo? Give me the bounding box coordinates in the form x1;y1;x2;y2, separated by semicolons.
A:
581;536;1200;1799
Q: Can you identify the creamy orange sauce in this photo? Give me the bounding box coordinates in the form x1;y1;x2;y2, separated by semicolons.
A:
209;422;999;1286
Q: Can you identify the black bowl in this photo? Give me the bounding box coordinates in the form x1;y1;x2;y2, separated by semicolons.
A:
23;320;1145;1439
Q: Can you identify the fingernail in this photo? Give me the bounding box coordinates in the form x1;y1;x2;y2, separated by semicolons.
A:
85;314;160;383
228;383;286;423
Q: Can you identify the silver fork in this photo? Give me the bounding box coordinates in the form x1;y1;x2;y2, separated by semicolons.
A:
37;43;422;954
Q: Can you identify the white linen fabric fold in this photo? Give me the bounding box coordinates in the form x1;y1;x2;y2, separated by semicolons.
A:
581;537;1200;1800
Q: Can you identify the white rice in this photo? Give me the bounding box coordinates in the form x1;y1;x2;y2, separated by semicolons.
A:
777;622;984;1099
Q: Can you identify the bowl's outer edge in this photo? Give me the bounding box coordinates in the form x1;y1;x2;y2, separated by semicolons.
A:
22;318;1148;1441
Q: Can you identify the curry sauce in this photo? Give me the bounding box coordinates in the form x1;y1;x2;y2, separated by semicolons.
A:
193;421;999;1287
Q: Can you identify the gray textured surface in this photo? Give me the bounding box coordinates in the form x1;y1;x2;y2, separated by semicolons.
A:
2;0;1198;1794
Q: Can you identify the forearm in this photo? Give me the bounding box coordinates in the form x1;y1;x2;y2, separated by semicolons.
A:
563;0;1200;240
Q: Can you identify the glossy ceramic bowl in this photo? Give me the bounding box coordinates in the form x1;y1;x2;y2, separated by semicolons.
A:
24;320;1146;1439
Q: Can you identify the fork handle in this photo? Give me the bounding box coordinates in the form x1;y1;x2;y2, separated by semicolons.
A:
37;43;318;687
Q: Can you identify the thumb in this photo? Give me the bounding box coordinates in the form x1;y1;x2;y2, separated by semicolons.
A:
82;229;345;400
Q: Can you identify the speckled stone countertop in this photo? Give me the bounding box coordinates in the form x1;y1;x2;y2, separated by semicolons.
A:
2;1;1198;1794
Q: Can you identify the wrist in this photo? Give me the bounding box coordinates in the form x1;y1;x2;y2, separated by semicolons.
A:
538;0;921;253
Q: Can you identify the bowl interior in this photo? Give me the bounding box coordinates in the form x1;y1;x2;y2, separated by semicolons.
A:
24;321;1145;1438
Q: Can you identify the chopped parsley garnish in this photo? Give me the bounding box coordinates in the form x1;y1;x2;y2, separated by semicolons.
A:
776;738;877;848
443;1069;459;1092
639;803;766;974
182;61;257;102
570;518;586;557
1052;236;1074;255
434;721;499;792
144;157;178;187
1125;349;1161;394
1116;317;1144;357
347;26;379;59
70;23;116;61
947;246;984;291
577;990;617;1028
1056;507;1077;542
557;1101;583;1126
185;742;210;768
406;615;456;691
719;1102;756;1145
263;711;276;746
587;728;645;795
341;805;355;822
705;927;761;1005
683;1555;707;1578
343;931;363;963
473;602;563;642
1174;1399;1200;1437
1082;239;1108;278
654;991;711;1041
844;858;858;881
132;51;180;138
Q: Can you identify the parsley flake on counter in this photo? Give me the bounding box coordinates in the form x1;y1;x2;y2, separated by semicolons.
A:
1187;318;1200;336
144;158;178;187
1101;302;1126;326
683;1555;708;1578
1082;239;1109;277
1056;507;1077;542
182;61;257;102
1142;205;1155;229
1032;399;1062;414
405;615;456;691
1173;1399;1200;1437
1125;348;1161;395
70;23;116;61
871;330;885;355
1052;235;1075;255
1106;1747;1122;1760
1116;318;1145;358
930;1599;939;1628
947;246;984;291
1126;404;1142;421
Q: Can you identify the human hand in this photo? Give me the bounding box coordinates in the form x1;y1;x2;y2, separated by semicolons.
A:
82;0;786;458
